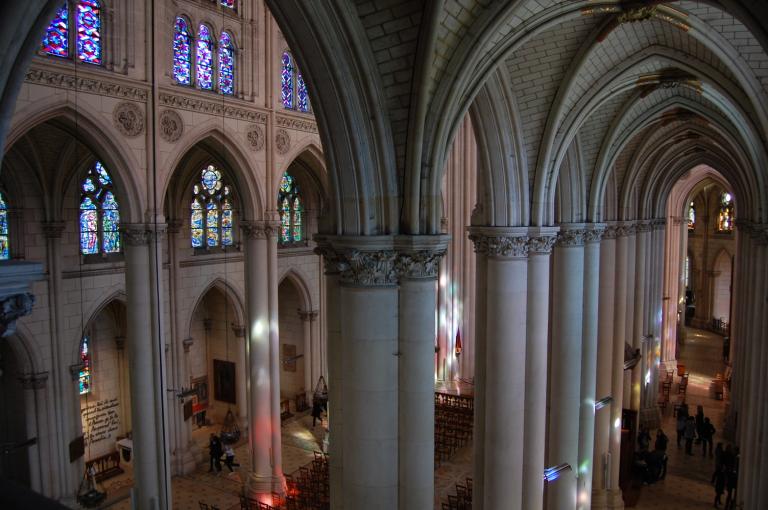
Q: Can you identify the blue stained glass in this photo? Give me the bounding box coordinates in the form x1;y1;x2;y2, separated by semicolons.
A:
197;25;213;90
79;336;91;394
173;17;192;85
221;201;232;246
83;177;95;192
219;32;235;95
282;52;293;109
95;161;111;185
81;161;120;255
293;197;302;241
80;208;98;255
0;192;8;260
43;4;69;58
278;172;302;244
191;165;233;248
297;73;310;112
76;0;101;64
220;0;235;8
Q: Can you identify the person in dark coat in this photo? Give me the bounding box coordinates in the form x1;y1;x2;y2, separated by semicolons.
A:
695;405;705;441
311;399;324;427
676;408;688;448
701;417;716;457
684;416;696;455
712;465;726;507
208;433;223;473
654;429;669;479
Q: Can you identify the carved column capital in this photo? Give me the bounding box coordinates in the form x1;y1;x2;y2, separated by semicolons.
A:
0;293;35;338
182;337;194;353
240;220;267;240
603;223;621;240
298;310;319;322
652;218;667;230
19;371;48;390
231;325;246;338
166;219;183;235
527;227;559;254
263;220;282;239
556;225;589;247
41;221;66;239
336;249;398;286
395;249;446;280
636;220;653;233
584;224;607;244
468;227;530;259
120;224;153;246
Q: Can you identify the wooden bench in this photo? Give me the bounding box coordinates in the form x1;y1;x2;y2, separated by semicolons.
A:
85;451;124;482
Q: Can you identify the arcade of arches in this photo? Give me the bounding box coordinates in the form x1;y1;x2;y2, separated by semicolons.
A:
0;1;767;510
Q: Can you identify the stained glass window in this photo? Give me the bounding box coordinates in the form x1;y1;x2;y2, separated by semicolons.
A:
197;24;214;90
282;52;294;109
687;202;695;231
191;165;234;248
219;31;235;95
278;173;303;245
0;192;9;260
80;161;121;255
76;0;101;64
717;192;734;232
221;0;236;9
297;72;310;112
173;17;192;85
42;3;69;58
79;336;91;395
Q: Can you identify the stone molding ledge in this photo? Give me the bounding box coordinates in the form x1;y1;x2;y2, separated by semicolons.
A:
19;372;48;390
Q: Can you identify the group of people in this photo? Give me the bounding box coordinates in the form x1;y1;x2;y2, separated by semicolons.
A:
208;433;239;474
676;404;716;456
637;427;669;484
711;443;739;508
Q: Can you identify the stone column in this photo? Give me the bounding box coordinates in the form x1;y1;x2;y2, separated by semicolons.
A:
522;228;558;510
19;371;49;493
470;228;530;510
577;225;604;510
298;310;314;401
548;226;587;510
266;223;284;492
315;240;343;509
608;225;629;510
592;226;617;509
232;324;248;431
331;239;399;510
241;221;275;499
308;311;321;391
470;232;488;510
395;236;447;510
122;224;167;509
632;223;647;414
661;217;681;369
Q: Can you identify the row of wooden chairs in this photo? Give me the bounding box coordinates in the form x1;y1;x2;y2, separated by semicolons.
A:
283;452;329;510
435;392;474;411
435;395;474;466
442;478;473;510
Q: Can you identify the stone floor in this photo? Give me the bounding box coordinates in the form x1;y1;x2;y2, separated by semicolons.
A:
634;327;731;509
93;328;730;509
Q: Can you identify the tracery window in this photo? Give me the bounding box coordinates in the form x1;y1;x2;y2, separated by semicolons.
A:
218;31;235;95
687;202;695;231
79;335;92;395
173;16;192;85
42;1;102;64
281;51;310;113
0;192;9;260
197;24;214;90
717;192;734;232
190;165;234;249
80;161;121;255
278;173;303;245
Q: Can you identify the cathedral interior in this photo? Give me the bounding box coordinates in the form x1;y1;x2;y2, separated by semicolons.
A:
0;1;767;509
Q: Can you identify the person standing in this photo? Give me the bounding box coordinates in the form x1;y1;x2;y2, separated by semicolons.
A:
701;417;716;457
684;416;696;455
695;405;705;441
712;465;726;507
311;398;324;428
223;443;239;472
208;433;223;473
676;408;688;448
655;429;669;479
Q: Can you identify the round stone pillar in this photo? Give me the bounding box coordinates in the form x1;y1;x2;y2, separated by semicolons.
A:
122;224;167;509
577;225;604;510
395;237;447;510
523;229;558;510
547;225;587;510
241;221;275;499
592;226;617;509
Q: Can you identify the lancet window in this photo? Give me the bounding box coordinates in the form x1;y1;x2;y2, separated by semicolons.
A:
173;16;192;85
0;192;8;260
42;1;102;64
717;192;734;232
80;161;121;256
687;202;695;230
281;52;310;112
190;165;234;249
278;173;303;245
197;24;214;90
218;32;235;95
79;335;92;395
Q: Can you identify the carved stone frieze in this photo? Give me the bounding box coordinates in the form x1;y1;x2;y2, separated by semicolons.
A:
0;293;35;337
603;225;620;240
246;124;265;151
528;235;557;254
337;249;398;287
469;233;529;258
636;221;653;233
652;218;667;230
396;249;446;280
113;102;145;137
298;310;319;322
159;109;183;143
159;92;267;123
275;129;291;155
25;68;149;101
276;115;318;134
240;221;267;240
584;226;606;244
556;228;588;247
